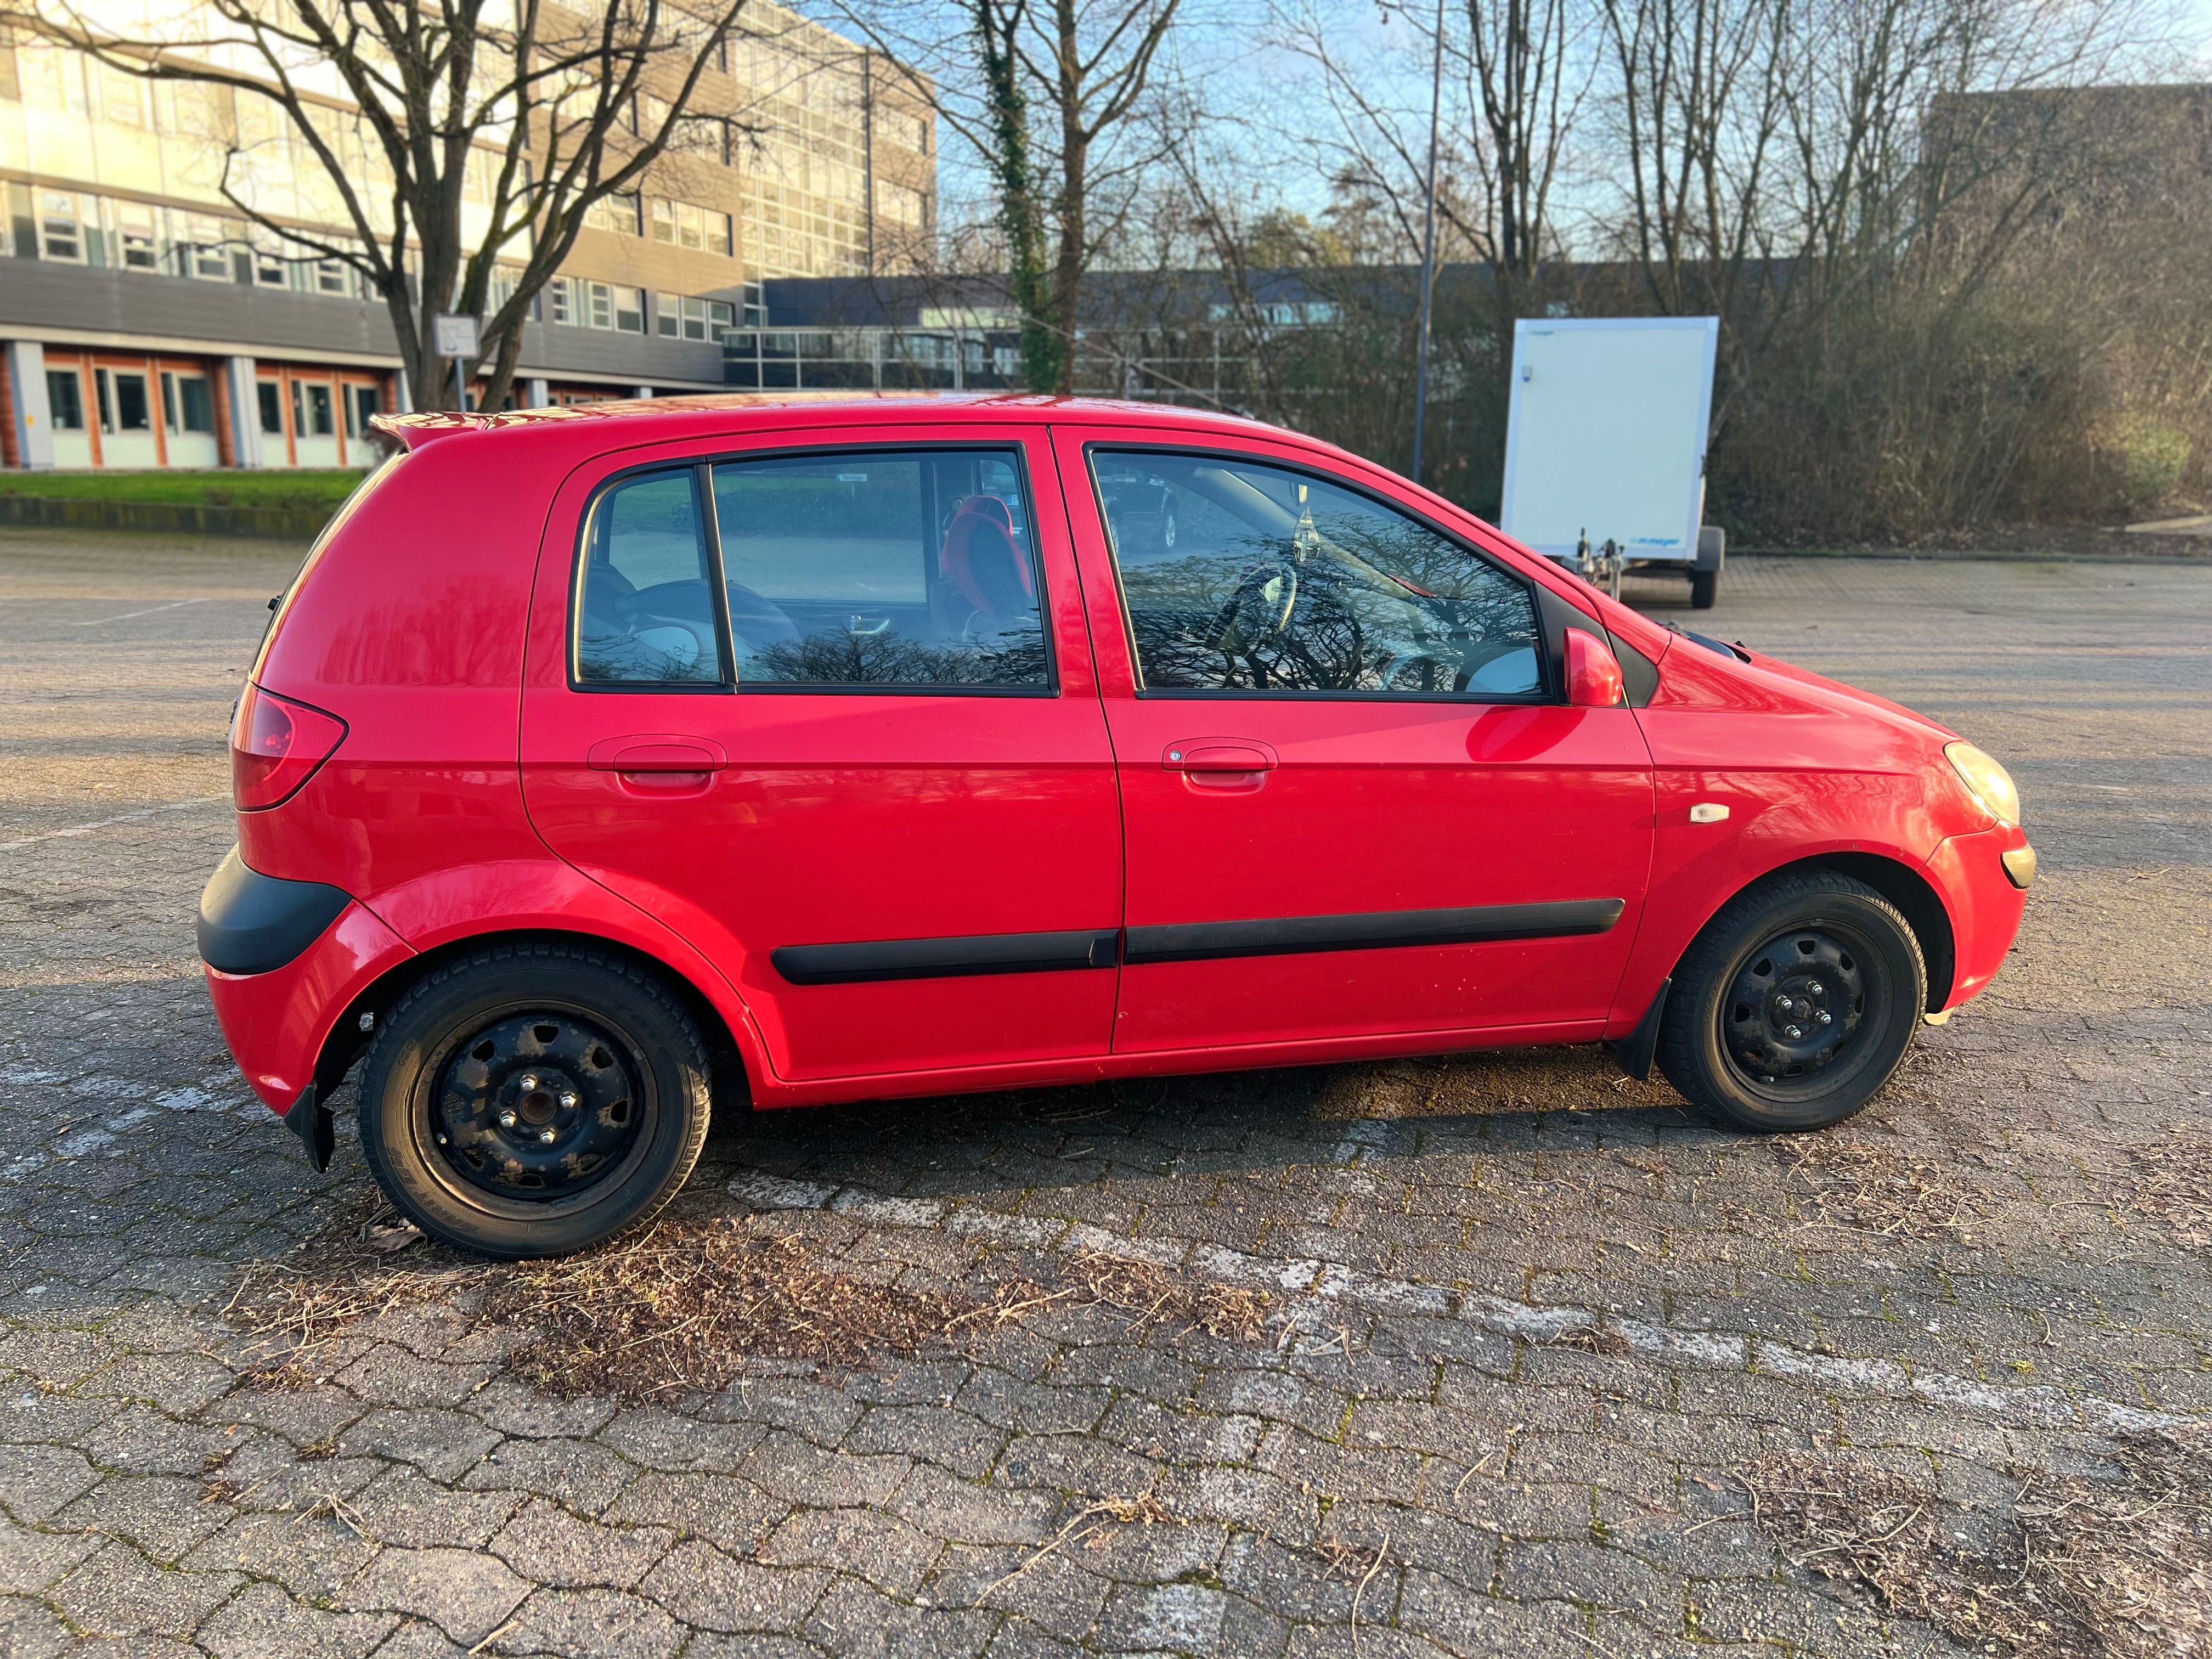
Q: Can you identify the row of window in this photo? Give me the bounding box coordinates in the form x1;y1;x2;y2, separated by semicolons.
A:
12;190;358;295
576;448;1543;698
41;365;379;441
581;193;736;258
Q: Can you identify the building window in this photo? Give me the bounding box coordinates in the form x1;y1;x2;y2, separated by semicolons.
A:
876;180;925;228
614;286;645;333
162;371;216;434
96;369;152;434
314;258;350;296
652;198;732;256
182;214;235;281
46;370;86;431
97;63;151;128
348;385;381;436
253;239;291;288
547;276;573;325
38;193;85;263
257;382;285;436
879;106;928;154
112;200;161;270
292;380;336;437
584;193;641;236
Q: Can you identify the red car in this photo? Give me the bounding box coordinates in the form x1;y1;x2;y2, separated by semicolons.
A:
199;397;2033;1257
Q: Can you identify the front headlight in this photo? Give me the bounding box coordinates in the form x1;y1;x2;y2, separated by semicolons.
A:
1944;741;2021;827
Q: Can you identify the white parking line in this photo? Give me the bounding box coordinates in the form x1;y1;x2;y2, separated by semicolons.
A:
0;794;228;853
71;597;212;627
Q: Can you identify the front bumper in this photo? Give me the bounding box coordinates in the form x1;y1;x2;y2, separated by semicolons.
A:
1924;822;2033;1011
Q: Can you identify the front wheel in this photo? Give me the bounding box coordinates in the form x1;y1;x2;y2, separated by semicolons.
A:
356;941;712;1258
1656;871;1925;1132
1689;568;1718;608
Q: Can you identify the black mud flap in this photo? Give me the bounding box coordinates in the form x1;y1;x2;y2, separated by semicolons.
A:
1606;978;1671;1083
284;1086;335;1173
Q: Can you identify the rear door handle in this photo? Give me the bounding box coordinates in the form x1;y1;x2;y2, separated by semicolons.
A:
1163;740;1277;774
586;736;728;774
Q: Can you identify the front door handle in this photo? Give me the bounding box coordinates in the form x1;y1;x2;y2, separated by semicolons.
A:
1161;739;1278;774
586;736;729;774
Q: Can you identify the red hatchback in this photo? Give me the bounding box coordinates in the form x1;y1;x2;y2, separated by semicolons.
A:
199;396;2033;1257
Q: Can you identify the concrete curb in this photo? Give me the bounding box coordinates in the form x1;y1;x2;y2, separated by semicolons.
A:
1732;544;2212;566
0;493;331;541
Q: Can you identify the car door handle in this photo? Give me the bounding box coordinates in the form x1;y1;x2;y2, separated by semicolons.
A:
1163;740;1277;774
586;736;728;774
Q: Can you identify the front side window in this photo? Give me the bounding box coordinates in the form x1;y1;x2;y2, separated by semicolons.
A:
576;471;723;685
572;451;1053;693
1093;450;1542;698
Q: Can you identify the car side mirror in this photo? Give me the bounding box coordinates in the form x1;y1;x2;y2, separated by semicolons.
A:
1565;628;1626;708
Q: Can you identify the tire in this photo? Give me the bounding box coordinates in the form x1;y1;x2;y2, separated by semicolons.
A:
1656;870;1925;1132
356;940;712;1258
1690;568;1718;608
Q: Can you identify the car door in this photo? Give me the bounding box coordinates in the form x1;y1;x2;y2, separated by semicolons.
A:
1059;430;1654;1055
521;426;1122;1086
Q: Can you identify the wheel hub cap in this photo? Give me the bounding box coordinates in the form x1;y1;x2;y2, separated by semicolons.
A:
1724;930;1866;1085
433;1013;640;1199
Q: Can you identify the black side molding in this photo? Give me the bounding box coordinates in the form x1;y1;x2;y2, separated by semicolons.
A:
774;928;1120;986
1607;976;1671;1082
1125;899;1626;966
198;845;352;975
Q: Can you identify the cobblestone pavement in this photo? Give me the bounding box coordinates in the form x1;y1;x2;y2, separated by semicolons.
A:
2;526;2208;1658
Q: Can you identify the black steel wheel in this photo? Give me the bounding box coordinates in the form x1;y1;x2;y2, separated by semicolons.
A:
357;941;712;1257
430;1011;645;1201
1657;870;1925;1131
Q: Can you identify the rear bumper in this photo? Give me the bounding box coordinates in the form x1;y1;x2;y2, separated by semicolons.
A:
202;876;414;1115
1925;823;2033;1011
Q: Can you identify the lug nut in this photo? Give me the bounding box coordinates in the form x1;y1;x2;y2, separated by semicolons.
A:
498;1110;517;1128
538;1128;557;1144
560;1092;579;1109
1784;1024;1803;1039
520;1073;539;1091
1816;1011;1832;1025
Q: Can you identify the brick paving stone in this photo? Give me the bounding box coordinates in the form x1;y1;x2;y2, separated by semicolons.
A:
345;1544;531;1646
5;531;2212;1655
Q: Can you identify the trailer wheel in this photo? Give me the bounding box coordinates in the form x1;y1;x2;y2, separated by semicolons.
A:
1690;568;1718;608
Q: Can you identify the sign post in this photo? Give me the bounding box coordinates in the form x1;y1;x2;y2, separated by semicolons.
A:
432;313;481;409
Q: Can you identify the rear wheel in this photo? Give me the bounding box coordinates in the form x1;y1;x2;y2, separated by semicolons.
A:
356;941;712;1258
1689;568;1718;608
1656;871;1925;1132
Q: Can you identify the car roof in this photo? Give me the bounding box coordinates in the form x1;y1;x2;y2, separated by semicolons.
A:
371;393;1309;458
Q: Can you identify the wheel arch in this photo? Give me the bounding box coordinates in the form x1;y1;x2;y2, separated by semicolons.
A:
1747;851;1955;1012
308;927;756;1116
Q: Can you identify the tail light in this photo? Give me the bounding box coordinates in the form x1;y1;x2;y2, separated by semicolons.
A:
231;682;347;811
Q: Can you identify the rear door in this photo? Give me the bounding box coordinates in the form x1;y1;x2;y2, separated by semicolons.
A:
520;425;1122;1087
1058;429;1654;1054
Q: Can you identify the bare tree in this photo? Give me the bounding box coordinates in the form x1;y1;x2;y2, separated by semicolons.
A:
11;0;750;410
837;0;1183;391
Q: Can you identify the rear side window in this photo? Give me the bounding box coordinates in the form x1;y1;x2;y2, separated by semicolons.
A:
576;470;722;685
1093;449;1542;698
571;449;1053;692
710;449;1049;689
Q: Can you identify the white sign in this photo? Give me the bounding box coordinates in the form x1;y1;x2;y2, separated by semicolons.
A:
1499;316;1718;565
433;313;481;359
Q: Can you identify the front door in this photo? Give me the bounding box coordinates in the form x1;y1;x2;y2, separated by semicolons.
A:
521;427;1122;1086
1059;433;1654;1055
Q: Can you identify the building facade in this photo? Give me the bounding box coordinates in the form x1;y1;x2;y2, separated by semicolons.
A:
0;7;934;470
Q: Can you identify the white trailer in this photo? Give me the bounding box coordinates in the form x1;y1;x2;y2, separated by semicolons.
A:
1498;315;1725;607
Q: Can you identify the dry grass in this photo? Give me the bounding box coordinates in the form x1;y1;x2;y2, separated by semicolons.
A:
2134;1132;2212;1251
226;1208;1271;1402
1744;1432;2212;1657
1778;1133;1987;1240
1060;1248;1269;1344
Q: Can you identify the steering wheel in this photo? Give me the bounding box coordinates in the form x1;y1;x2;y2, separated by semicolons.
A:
1210;563;1300;655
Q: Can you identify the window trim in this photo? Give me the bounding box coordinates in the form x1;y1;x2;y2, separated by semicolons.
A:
565;441;1063;699
1083;440;1557;706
